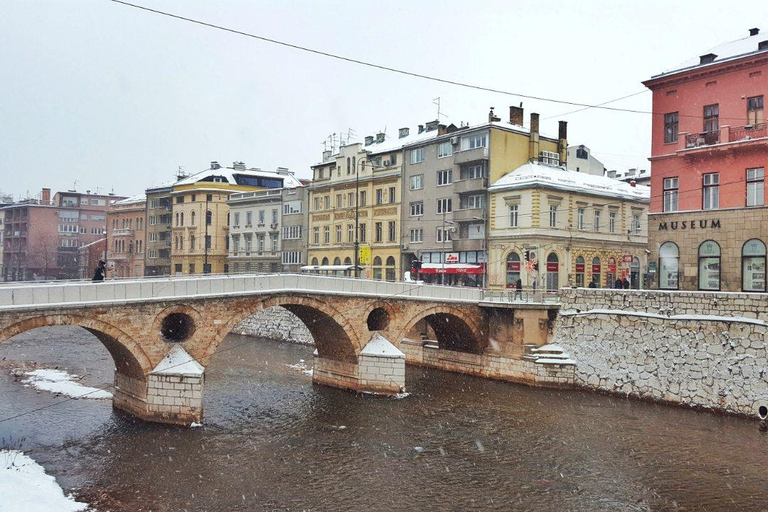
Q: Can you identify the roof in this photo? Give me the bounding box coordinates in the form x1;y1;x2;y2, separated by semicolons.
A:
360;333;405;359
651;30;768;80
151;346;204;377
112;194;146;206
173;166;302;189
489;161;650;201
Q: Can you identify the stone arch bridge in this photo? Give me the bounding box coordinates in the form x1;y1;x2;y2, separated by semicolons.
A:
0;274;565;425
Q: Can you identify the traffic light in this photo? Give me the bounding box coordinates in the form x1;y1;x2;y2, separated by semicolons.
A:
524;250;530;262
411;260;422;271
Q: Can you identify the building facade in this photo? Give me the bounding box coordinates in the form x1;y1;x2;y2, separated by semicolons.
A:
107;195;146;278
144;183;173;276
566;145;606;176
279;186;308;273
171;161;300;275
643;28;768;291
401;108;567;286
488;162;650;291
228;189;283;273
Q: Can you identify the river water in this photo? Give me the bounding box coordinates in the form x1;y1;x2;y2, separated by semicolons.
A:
0;326;767;511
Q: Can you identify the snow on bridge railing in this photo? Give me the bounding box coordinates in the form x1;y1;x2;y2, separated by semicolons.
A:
0;273;486;309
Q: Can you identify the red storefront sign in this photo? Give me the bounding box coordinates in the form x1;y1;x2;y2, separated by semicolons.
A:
575;263;585;273
507;262;521;271
622;254;633;263
608;257;617;273
418;263;485;275
546;262;559;272
592;264;601;273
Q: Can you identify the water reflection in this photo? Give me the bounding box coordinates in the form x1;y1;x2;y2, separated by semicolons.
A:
0;327;766;511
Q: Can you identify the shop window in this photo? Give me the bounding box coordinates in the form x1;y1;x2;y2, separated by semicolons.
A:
591;257;601;287
575;256;585;287
659;242;679;289
386;256;396;282
698;240;721;291
742;239;766;292
546;253;559;291
506;252;521;288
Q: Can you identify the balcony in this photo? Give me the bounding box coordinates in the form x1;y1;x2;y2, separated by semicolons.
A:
452;208;486;223
685;131;719;148
451;237;485;252
729;122;767;142
681;123;768;153
453;146;489;164
452;177;486;194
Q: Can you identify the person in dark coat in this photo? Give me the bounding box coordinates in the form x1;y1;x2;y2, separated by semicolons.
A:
614;278;623;289
514;278;523;300
623;277;631;289
588;279;597;288
92;260;106;282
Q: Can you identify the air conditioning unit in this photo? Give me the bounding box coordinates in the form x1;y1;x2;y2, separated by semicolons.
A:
450;136;459;145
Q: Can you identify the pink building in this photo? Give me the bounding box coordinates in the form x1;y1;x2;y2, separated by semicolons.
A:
644;28;768;291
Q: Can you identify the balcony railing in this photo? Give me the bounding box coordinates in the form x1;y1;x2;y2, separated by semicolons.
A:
685;130;719;148
729;122;767;142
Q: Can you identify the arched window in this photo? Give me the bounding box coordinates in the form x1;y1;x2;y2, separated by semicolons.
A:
575;256;585;287
321;257;329;266
506;252;521;288
385;256;396;282
373;256;383;280
311;257;319;266
659;242;679;289
190;235;195;252
742;239;766;292
546;252;559;291
346;157;351;175
698;240;721;291
344;257;352;265
206;210;212;226
333;257;341;265
191;211;196;226
591;257;601;287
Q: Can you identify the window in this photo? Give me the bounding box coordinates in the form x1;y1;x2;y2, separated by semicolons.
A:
271;233;278;252
509;204;518;228
390;154;397;166
324;196;330;210
664;112;679;143
359;190;367;207
323;226;330;244
336;194;343;208
703;173;720;210
594;210;601;232
313;227;319;245
206;194;213;202
436;227;452;242
575;256;585;287
410;147;425;164
437;198;452;214
314;197;321;211
410;201;424;216
272;209;278;224
234;212;240;226
282;252;302;265
376;189;384;205
246;211;253;226
347;192;355;208
347;224;354;242
389;187;396;204
549;205;558;228
282;226;302;239
663;177;679;212
191;194;196;202
464;164;485;180
375;222;383;242
577;208;585;230
336;225;342;243
410;174;424;190
461;132;488;150
283;200;302;214
704;104;719;133
747;167;765;206
576;147;588;159
245;235;252;253
190;235;196;251
506;252;521;288
609;211;616;233
698;240;721;291
748;95;764;125
438;141;453;158
437;169;452;186
388;221;396;242
205;235;211;250
359;223;366;243
631;214;641;234
257;235;264;253
742;239;766;292
409;228;423;243
466;194;485;209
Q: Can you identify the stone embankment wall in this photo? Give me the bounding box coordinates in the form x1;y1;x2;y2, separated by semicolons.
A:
232;306;314;345
554;289;768;417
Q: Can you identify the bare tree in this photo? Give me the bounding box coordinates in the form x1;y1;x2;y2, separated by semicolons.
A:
28;233;59;280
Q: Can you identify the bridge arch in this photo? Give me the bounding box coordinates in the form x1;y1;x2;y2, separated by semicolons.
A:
0;314;152;379
209;295;361;364
362;301;398;332
399;306;486;354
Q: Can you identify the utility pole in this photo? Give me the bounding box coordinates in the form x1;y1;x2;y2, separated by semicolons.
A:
203;194;210;273
354;158;364;278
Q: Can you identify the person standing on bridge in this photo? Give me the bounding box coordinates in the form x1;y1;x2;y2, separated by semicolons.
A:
92;260;106;282
514;278;523;300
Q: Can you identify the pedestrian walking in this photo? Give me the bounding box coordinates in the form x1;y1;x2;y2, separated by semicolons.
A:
514;278;523;300
92;260;106;282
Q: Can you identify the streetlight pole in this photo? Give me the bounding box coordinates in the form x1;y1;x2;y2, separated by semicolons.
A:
353;158;364;278
441;210;446;285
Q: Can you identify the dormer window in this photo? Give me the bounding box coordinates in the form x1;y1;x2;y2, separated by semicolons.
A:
759;40;768;52
699;53;717;64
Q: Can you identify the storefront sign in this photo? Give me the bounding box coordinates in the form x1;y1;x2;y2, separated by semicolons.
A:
507;262;521;271
575;263;585;272
546;262;558;272
358;245;371;265
445;253;460;263
608;257;617;274
659;219;720;230
622;254;633;263
592;264;601;273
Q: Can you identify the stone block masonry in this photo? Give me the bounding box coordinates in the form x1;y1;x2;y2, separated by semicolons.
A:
555;289;768;417
231;306;313;345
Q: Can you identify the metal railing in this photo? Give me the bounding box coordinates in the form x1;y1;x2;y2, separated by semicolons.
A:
481;288;558;304
685;130;719;148
729;122;767;142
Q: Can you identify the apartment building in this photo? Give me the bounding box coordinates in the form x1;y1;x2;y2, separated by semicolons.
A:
107;195;146;278
144;183;173;276
643;28;768;291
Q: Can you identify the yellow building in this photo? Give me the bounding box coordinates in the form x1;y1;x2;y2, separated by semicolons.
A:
488;161;650;291
171;161;301;275
308;141;402;280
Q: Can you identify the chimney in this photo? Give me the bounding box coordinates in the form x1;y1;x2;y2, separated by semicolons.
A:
232;161;246;171
509;105;524;126
528;113;540;161
488;107;501;123
398;127;410;139
759;40;768;51
425;120;439;131
558;120;568;165
699;53;717;64
365;135;374;146
608;170;617;179
630;180;637;188
750;27;760;36
375;132;385;143
418;124;425;134
41;188;51;205
211;161;221;170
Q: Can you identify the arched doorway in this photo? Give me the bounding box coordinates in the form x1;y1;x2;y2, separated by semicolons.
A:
575;256;585;287
591;257;601;287
385;256;396;282
630;256;640;289
659;242;679;289
546;253;559;291
742;239;766;292
698;240;721;291
506;252;521;288
373;256;383;280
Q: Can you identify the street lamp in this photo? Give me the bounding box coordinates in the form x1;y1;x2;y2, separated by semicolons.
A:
441;210;455;286
353;157;370;279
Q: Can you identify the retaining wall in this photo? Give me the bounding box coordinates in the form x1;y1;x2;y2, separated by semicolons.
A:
554;288;768;416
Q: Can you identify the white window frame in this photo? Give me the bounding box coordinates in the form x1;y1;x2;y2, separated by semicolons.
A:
703;173;720;210
437;141;453;158
410;174;424;190
747;167;765;207
410;202;424;217
409;228;423;243
410;147;425;164
509;204;518;228
437;198;452;214
437;169;452;186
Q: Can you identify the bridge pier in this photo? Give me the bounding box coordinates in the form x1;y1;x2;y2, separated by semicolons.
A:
313;334;405;395
114;346;205;426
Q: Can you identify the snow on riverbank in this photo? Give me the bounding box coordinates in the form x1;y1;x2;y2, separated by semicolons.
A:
286;360;313;376
21;369;112;399
0;450;88;511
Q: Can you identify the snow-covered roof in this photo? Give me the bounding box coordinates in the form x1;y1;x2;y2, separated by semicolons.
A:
653;30;768;79
360;333;405;359
174;166;302;189
112;194;146;206
490;161;650;201
151;346;205;376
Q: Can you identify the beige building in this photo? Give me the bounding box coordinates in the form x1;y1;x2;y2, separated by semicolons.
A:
171;161;300;275
308;141;402;280
144;182;173;276
107;195;146;278
488;161;650;291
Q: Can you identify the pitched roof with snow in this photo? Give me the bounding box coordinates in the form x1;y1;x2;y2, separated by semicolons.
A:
490;161;650;201
112;194;146;206
651;29;768;80
173;166;302;189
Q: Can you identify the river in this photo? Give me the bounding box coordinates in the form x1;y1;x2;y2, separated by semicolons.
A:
0;326;767;511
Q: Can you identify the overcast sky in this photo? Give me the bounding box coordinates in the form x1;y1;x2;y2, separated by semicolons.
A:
1;0;765;199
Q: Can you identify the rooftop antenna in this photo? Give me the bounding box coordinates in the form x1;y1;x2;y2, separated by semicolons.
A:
73;179;80;191
433;97;448;120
